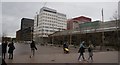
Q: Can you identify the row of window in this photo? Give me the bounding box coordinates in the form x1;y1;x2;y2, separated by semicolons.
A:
40;14;66;20
40;16;57;20
39;19;56;23
39;16;66;22
34;23;66;29
40;19;66;24
41;12;66;20
34;29;64;33
57;16;66;20
39;26;65;30
39;22;66;26
41;12;56;17
38;29;56;32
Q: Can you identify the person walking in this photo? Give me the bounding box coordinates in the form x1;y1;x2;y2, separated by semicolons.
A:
30;40;37;58
2;41;8;59
87;42;94;62
78;41;86;61
8;41;15;59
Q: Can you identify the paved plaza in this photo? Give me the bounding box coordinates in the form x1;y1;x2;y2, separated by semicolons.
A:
3;43;119;63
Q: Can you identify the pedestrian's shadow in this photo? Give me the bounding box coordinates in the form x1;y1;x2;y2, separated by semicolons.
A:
87;60;94;63
78;60;93;63
29;56;36;63
5;59;14;63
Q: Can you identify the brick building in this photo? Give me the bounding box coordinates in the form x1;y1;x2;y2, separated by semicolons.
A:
16;30;21;41
67;16;92;30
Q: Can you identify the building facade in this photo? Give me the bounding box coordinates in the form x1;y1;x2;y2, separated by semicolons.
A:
16;30;21;41
16;18;34;42
34;7;67;44
50;20;120;49
21;18;34;30
67;16;92;30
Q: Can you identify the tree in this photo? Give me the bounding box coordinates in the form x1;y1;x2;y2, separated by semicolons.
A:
2;32;7;38
2;32;8;42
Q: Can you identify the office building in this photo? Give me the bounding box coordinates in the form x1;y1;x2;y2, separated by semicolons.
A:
16;18;34;41
34;7;67;44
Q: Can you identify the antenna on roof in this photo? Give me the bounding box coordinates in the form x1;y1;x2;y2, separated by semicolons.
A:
43;2;47;7
36;12;39;26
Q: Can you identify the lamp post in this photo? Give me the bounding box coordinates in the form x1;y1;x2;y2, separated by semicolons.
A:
101;8;105;50
115;11;119;50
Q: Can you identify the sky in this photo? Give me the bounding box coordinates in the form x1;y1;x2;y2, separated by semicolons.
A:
0;2;2;37
118;1;120;19
1;1;120;38
1;0;120;2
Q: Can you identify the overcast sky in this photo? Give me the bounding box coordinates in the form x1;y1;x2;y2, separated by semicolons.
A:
0;2;2;38
1;1;119;38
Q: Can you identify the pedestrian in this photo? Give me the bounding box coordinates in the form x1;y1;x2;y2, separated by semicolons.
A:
30;40;37;58
2;41;8;59
78;41;86;61
87;42;94;62
8;41;15;59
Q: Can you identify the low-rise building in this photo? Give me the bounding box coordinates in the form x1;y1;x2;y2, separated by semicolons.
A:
49;20;120;47
67;16;92;30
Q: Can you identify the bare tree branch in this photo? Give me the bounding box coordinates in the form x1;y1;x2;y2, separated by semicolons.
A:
112;11;118;20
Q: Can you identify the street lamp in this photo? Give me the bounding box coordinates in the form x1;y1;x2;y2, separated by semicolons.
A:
101;8;105;50
114;11;119;50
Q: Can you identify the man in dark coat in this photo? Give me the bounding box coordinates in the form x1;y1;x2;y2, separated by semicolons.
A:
78;41;86;61
2;41;8;59
8;41;15;59
30;40;37;58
